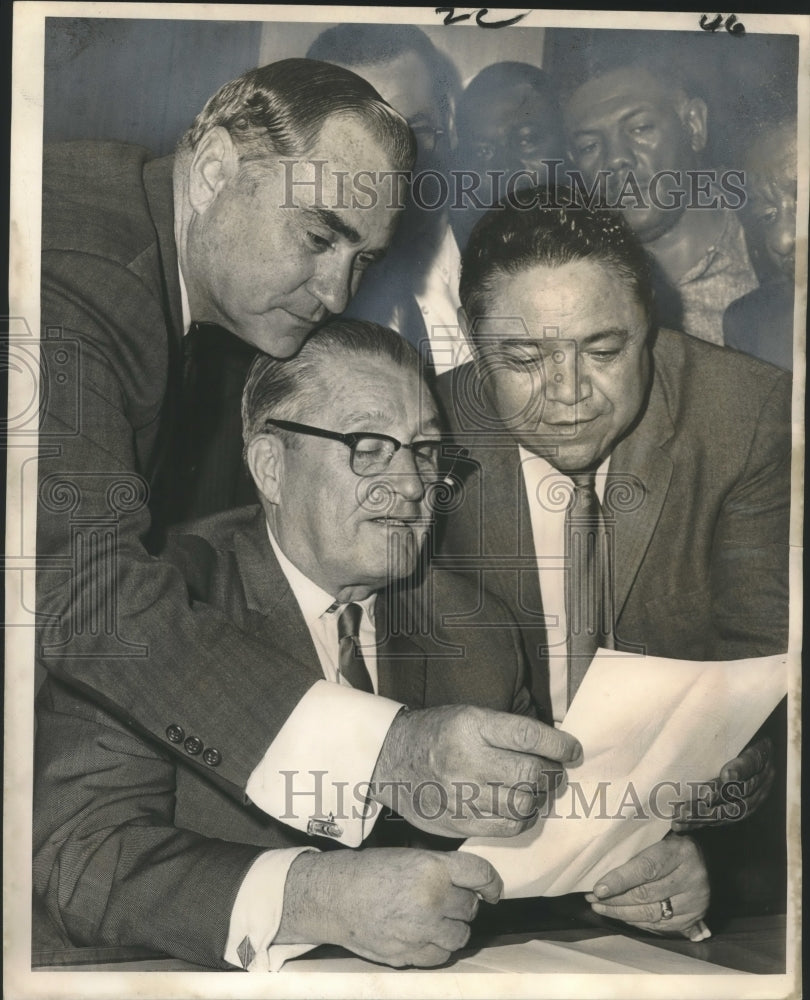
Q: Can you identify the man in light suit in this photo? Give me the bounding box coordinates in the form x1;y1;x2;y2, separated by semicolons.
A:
34;320;581;971
38;60;565;851
435;192;790;932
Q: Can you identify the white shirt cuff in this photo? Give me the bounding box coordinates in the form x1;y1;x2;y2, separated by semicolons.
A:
224;847;319;971
245;680;403;847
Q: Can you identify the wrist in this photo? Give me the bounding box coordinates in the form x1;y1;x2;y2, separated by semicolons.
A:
275;851;341;946
371;707;412;804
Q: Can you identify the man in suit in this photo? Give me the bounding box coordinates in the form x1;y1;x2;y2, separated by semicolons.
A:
34;320;581;971
38;60;563;852
435;192;790;933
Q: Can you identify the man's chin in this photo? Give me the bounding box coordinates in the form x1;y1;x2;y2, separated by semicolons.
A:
242;317;316;359
622;205;683;244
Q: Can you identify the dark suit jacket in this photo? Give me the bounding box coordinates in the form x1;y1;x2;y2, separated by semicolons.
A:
36;142;322;802
723;281;794;372
435;326;791;908
33;506;533;968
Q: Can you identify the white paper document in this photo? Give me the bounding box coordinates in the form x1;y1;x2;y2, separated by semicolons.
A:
462;651;788;898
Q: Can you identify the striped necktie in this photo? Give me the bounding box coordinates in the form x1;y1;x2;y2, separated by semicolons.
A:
337;603;374;693
565;471;614;705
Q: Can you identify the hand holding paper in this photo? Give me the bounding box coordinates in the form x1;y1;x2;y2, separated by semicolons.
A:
373;705;582;838
461;652;788;899
586;833;710;937
671;737;776;832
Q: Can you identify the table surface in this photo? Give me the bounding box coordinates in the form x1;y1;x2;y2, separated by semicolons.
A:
32;897;788;976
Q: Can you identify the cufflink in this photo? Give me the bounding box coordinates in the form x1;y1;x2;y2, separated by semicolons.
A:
237;935;255;970
307;812;344;838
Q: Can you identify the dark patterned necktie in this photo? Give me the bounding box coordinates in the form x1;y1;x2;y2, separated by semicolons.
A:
337;604;374;693
565;471;614;705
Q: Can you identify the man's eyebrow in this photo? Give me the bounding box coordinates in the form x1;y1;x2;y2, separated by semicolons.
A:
344;409;391;428
303;207;361;245
571;104;656;137
579;328;630;347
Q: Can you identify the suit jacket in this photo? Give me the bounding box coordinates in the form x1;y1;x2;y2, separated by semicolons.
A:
435;327;791;676
36;142;319;801
435;327;791;909
33;506;533;968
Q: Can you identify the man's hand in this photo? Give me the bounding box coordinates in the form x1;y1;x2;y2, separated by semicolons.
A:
670;738;775;832
585;834;710;939
278;849;502;967
371;705;582;838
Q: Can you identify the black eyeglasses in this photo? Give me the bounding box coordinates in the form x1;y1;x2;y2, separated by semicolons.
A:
263;418;444;479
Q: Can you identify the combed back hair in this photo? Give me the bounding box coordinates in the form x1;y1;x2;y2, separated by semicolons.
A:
306;24;459;127
242;320;424;452
457;61;563;135
459;187;655;325
178;57;415;170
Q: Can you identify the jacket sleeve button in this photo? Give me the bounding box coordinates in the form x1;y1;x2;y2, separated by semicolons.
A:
184;736;203;755
203;747;222;767
166;724;185;743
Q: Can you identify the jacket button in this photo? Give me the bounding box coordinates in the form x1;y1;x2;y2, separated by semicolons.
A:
203;747;222;767
166;724;185;743
184;736;203;755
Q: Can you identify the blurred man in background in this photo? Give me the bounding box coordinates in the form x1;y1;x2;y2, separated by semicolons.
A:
307;24;472;372
564;59;758;345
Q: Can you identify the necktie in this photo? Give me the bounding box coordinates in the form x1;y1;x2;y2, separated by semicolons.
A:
565;471;614;705
337;604;374;693
176;323;258;521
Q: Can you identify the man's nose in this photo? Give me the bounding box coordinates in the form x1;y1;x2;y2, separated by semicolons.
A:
544;348;592;405
309;254;354;316
605;130;635;172
393;450;429;503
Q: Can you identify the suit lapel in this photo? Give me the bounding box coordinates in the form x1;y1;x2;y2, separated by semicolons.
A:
233;510;324;683
608;366;675;619
375;588;428;707
474;441;544;622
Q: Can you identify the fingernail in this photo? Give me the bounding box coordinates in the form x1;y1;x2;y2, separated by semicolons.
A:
727;769;740;782
594;883;609;899
591;903;607;914
570;741;584;764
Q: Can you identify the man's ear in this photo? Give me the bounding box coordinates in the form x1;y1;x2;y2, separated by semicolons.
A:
187;126;240;215
247;434;285;506
679;97;708;154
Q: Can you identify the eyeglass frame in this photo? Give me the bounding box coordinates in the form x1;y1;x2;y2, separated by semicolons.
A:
261;417;460;480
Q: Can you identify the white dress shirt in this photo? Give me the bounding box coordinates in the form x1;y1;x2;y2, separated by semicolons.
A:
389;224;473;374
224;526;403;971
518;447;611;724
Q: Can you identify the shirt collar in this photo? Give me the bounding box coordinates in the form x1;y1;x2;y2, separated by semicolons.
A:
518;446;611;503
678;206;751;286
265;521;376;627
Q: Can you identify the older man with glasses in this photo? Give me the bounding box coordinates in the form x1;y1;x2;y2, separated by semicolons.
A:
34;319;581;971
